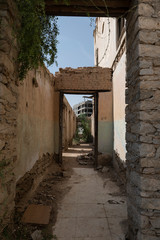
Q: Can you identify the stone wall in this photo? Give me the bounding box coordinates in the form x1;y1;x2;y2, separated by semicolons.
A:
55;67;112;92
0;0;18;228
63;96;76;149
126;0;160;239
0;0;60;230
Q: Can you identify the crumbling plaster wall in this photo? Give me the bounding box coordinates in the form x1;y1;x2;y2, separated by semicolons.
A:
94;17;126;173
63;96;76;149
15;67;57;182
98;92;113;155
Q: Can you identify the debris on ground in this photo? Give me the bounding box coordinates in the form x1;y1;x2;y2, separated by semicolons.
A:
101;166;109;173
31;230;43;240
22;204;52;225
98;153;112;166
77;151;94;166
2;145;126;240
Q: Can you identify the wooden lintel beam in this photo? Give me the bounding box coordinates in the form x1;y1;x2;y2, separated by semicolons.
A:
46;11;127;17
45;0;130;17
46;7;129;17
45;0;130;8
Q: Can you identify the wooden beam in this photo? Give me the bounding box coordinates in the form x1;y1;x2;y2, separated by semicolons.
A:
45;0;130;17
59;92;63;164
94;92;98;168
45;0;130;8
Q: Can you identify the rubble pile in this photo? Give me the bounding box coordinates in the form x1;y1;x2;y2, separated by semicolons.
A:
77;151;95;166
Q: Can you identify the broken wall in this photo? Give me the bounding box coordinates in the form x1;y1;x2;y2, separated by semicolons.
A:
55;67;112;92
63;96;76;149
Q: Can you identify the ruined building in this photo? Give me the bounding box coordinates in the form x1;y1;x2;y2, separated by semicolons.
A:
0;0;160;240
73;100;93;117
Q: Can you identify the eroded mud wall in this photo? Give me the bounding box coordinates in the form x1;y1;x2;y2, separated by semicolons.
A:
15;67;56;181
63;96;76;149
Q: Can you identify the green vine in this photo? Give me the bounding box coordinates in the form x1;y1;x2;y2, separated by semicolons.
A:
15;0;59;80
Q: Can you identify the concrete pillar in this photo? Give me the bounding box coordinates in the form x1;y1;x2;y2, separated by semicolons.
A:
126;0;160;239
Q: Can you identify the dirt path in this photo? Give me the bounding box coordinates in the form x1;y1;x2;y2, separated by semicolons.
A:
2;144;127;240
53;145;127;240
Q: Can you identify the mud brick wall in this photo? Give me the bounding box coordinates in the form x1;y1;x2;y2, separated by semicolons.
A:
15;153;55;205
55;67;112;92
0;0;18;228
126;0;160;239
63;96;76;150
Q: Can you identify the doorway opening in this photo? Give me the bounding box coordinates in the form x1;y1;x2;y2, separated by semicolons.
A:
59;93;99;168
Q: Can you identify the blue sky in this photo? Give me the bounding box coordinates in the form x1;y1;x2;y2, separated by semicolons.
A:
48;17;96;107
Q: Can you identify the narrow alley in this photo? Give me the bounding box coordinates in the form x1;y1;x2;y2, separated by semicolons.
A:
1;1;160;239
53;144;127;240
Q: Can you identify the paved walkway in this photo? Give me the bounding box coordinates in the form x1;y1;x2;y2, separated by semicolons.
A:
52;146;127;240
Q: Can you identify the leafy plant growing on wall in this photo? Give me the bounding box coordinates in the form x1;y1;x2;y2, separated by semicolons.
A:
15;0;59;80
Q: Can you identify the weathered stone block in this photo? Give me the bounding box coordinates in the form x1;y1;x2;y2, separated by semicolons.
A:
153;138;160;145
0;73;8;84
0;103;5;114
139;17;160;30
139;99;159;111
140;81;160;90
150;217;160;228
140;68;154;76
140;135;152;144
139;143;155;157
155;146;160;158
153;58;160;66
139;59;152;69
139;44;160;58
139;111;160;122
131;122;156;134
141;198;160;210
0;123;15;134
138;3;155;17
139;31;159;44
143;168;155;174
0;83;16;104
126;132;137;142
0;139;5;150
138;233;160;240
